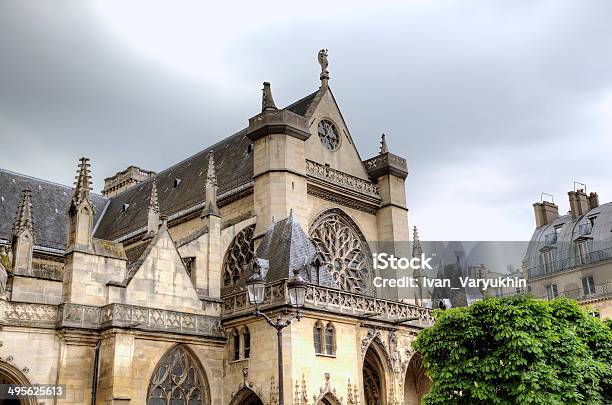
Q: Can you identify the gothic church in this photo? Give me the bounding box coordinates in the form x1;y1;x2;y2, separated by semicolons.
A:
0;51;432;405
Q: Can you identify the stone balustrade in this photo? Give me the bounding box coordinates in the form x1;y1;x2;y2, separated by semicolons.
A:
306;160;380;198
221;280;434;326
0;301;224;338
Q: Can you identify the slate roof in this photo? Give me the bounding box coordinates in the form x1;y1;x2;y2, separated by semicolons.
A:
0;169;108;251
94;129;253;241
256;211;317;281
285;91;318;116
254;211;337;288
0;90;321;248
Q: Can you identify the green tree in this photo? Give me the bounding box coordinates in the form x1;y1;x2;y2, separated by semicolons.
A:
413;295;612;404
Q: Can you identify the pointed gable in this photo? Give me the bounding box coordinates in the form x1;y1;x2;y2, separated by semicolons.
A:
110;224;202;313
303;87;371;180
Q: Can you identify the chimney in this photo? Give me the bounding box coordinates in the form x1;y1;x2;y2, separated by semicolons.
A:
533;201;559;228
103;165;155;197
568;189;590;220
588;192;599;210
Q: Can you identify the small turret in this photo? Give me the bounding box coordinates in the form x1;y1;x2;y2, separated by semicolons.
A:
261;82;278;112
147;181;160;236
201;151;220;218
67;157;95;249
412;226;422;258
11;189;35;274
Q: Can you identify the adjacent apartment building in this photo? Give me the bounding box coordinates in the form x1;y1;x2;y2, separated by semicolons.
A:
525;187;612;318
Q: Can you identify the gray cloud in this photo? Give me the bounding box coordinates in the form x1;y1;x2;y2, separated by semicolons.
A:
1;0;612;240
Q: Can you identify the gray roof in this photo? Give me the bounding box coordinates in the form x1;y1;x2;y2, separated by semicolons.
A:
0;90;320;249
525;201;612;277
0;169;107;251
285;91;318;116
253;211;337;288
94;129;253;241
94;91;319;242
256;211;318;282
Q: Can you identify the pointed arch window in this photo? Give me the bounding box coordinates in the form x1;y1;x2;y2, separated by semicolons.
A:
147;345;210;405
232;329;240;361
243;327;251;359
313;321;324;354
324;323;336;355
222;225;255;287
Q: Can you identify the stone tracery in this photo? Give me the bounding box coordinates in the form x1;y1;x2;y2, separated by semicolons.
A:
222;224;256;287
309;209;372;294
147;345;210;405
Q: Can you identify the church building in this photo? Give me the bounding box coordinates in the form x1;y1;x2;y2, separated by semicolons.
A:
0;50;432;405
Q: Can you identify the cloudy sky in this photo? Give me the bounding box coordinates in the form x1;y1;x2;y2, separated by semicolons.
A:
1;0;611;241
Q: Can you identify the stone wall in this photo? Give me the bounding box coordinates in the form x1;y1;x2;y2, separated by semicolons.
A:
11;276;62;304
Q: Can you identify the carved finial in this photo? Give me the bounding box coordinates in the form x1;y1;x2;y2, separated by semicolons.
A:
379;133;389;154
412;226;422;258
149;182;159;214
147;181;160;236
206;150;217;188
12;189;35;240
72;157;93;208
318;49;329;87
202;151;220;217
261;82;277;112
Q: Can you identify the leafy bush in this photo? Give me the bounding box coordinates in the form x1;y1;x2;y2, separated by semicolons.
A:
413;295;612;404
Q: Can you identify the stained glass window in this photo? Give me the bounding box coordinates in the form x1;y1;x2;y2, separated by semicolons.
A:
147;346;210;405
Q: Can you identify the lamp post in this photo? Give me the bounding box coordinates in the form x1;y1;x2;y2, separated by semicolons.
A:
246;267;307;405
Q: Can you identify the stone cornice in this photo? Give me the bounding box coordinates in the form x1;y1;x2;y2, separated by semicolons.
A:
307;183;379;215
247;110;310;142
363;152;408;180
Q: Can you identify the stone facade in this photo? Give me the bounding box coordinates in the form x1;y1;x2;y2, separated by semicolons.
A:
0;51;431;404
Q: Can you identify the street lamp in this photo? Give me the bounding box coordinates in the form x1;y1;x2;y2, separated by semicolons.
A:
246;266;307;405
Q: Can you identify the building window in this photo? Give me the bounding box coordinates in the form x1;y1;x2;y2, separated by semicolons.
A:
542;250;554;274
576;241;589;265
545;284;558;300
309;209;372;294
147;345;211;405
324;323;336;356
222;225;255;287
232;329;240;361
554;225;563;241
313;321;323;354
582;275;595;296
243;327;251;359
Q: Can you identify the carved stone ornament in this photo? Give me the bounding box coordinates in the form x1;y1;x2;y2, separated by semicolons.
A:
309;209;372;294
317;119;340;151
305;160;380;198
222;224;255;287
313;373;343;404
361;328;380;356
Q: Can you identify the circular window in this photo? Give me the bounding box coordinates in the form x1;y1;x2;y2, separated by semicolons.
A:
317;119;340;151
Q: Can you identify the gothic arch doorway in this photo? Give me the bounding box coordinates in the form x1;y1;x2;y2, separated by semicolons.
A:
316;393;342;405
229;387;264;405
362;341;388;405
0;360;37;405
147;345;211;405
403;353;431;405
